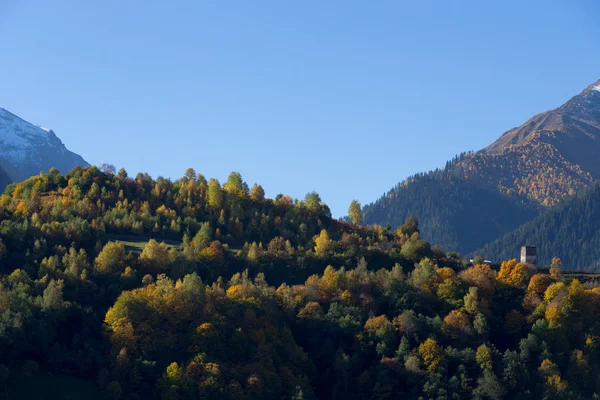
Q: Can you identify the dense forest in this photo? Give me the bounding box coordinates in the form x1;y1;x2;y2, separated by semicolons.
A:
475;184;600;271
1;166;600;399
361;152;544;254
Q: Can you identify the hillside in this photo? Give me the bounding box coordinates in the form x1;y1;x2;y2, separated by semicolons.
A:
361;162;538;253
474;184;600;271
364;80;600;254
0;107;88;186
0;166;11;190
2;166;600;399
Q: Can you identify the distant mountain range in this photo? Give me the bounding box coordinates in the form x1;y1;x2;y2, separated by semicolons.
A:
0;107;88;188
363;80;600;260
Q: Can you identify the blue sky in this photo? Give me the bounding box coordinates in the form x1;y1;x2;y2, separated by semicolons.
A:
0;1;599;217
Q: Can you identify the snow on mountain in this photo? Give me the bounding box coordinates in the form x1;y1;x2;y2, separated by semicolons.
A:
0;107;89;183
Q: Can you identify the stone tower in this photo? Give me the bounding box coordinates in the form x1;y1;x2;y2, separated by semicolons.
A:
520;246;537;265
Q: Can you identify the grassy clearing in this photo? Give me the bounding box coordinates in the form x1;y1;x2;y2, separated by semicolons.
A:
106;234;182;253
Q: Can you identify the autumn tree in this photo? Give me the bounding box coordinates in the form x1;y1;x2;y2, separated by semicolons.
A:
314;230;334;256
139;240;174;273
348;200;363;225
550;257;563;279
95;242;126;275
460;264;497;297
418;338;444;372
250;184;265;201
442;309;473;340
497;259;536;288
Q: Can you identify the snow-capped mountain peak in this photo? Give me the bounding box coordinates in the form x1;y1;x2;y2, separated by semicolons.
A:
0;107;89;184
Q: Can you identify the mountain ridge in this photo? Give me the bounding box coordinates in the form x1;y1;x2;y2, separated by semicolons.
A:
363;79;600;254
0;107;89;186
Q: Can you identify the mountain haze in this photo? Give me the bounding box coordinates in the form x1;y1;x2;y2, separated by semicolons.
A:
0;107;88;186
363;80;600;254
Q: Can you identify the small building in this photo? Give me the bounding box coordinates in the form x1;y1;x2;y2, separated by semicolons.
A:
521;246;537;265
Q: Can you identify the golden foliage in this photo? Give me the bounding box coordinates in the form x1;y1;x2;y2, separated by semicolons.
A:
459;264;496;297
497;259;536;288
418;338;443;372
364;315;389;331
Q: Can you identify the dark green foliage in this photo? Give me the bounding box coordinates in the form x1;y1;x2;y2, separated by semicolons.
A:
363;157;538;254
476;184;600;270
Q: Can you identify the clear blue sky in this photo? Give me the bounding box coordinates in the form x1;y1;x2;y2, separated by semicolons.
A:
1;1;599;217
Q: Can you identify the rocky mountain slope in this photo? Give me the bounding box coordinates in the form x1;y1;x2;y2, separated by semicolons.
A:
0;107;88;185
363;80;600;254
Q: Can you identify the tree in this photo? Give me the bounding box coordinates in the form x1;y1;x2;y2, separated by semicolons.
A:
473;370;505;400
42;279;65;310
184;168;197;182
497;259;536;288
225;171;247;195
191;222;213;251
400;233;430;261
139;240;173;273
418;338;443;372
460;264;497;297
207;179;223;208
442;309;473;339
95;242;126;274
250;184;265;201
550;257;562;279
304;191;322;212
62;246;90;277
348;200;363;225
267;237;287;255
100;163;117;175
398;216;419;236
314;230;334;255
409;257;437;292
476;344;493;371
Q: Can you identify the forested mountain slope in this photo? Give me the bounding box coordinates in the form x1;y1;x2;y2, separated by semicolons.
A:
364;80;600;254
475;184;600;271
3;166;600;398
361;163;538;253
0;166;11;190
